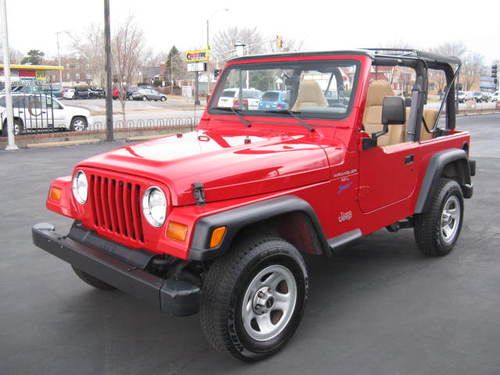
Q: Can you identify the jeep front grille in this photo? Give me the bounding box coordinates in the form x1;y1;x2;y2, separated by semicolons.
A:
88;174;144;243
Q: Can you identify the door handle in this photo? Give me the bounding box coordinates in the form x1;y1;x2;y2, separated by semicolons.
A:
404;154;415;164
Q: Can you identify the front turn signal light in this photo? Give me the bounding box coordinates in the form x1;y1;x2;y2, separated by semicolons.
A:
166;221;188;242
49;187;62;201
209;226;227;248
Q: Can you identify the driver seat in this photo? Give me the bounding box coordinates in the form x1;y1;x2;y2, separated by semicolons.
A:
292;80;328;111
363;80;405;146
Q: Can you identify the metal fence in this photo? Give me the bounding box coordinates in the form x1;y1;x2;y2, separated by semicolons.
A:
0;92;57;136
0;91;197;137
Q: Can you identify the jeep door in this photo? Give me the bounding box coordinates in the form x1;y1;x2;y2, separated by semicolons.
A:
358;74;419;213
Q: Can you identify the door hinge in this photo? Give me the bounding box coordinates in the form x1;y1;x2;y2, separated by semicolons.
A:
192;182;206;206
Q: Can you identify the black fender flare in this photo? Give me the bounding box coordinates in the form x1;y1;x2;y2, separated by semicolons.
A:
415;148;472;214
188;195;330;261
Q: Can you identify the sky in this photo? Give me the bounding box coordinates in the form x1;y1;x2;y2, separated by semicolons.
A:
3;0;500;64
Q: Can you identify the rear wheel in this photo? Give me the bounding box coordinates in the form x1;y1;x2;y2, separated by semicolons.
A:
160;96;167;102
414;178;464;256
2;118;23;136
71;266;116;290
200;235;308;361
142;96;148;101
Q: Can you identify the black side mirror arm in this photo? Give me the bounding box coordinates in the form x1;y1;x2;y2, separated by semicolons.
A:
362;123;389;150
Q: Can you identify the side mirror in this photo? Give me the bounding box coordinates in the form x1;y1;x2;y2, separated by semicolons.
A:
382;96;406;126
362;96;406;150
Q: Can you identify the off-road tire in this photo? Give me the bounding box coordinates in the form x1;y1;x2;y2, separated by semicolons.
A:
414;178;464;256
71;266;116;290
200;235;308;362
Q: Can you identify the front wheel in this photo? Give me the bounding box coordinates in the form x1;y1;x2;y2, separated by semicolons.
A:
70;116;88;131
200;235;308;362
414;178;464;256
142;96;148;101
160;96;167;102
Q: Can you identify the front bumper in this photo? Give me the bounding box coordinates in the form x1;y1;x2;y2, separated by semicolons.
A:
32;223;200;316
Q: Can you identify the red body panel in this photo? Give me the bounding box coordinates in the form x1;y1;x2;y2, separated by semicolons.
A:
45;53;471;260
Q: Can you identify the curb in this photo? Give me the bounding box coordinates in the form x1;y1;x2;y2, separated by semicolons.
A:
26;139;102;149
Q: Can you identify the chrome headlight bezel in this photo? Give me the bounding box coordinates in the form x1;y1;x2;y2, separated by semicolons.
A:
142;186;167;227
72;170;88;204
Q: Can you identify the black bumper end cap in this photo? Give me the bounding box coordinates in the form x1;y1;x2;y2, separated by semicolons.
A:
469;159;476;176
32;223;200;317
463;183;473;199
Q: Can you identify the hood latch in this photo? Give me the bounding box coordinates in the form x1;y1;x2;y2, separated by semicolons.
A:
192;182;206;206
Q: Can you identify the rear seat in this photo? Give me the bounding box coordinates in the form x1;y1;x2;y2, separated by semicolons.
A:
421;108;438;141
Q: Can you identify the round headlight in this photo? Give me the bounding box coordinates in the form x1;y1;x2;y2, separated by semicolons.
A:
72;170;88;204
142;186;167;227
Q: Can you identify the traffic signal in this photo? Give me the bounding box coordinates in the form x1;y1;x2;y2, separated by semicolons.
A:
214;69;221;80
492;64;498;85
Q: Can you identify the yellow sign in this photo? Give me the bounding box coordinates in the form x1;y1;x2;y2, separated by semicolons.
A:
36;71;46;81
185;49;209;63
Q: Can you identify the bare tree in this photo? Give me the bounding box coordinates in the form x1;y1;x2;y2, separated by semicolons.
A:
461;52;483;91
112;16;146;125
71;25;106;87
431;41;467;60
212;27;266;66
0;45;23;64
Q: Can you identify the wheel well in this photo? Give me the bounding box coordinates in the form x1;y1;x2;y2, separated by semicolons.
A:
230;211;325;256
442;159;468;187
3;117;23;126
71;115;87;124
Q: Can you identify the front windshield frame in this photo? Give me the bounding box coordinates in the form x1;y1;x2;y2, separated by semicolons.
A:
209;59;360;120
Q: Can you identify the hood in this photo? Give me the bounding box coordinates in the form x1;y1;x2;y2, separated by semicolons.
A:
78;127;331;206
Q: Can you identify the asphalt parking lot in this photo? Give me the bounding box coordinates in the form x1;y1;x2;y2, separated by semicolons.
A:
1;114;499;374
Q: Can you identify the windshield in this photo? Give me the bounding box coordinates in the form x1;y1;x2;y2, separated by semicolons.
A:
210;60;358;119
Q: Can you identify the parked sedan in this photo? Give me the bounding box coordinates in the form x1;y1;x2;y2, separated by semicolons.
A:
62;88;75;100
89;87;105;98
217;88;262;110
0;94;91;135
74;86;90;99
131;88;167;101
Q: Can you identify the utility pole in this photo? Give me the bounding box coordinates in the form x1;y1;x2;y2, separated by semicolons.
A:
1;0;17;150
56;32;63;87
103;0;113;141
194;71;200;105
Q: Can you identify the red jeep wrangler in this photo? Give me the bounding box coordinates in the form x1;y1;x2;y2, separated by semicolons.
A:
33;49;475;361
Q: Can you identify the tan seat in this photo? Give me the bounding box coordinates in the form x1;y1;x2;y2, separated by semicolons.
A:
363;80;405;146
292;80;328;112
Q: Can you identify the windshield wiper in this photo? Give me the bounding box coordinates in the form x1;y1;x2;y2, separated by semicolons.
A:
211;106;251;128
265;110;315;132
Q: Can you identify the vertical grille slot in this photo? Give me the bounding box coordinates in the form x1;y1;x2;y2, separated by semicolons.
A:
88;173;144;244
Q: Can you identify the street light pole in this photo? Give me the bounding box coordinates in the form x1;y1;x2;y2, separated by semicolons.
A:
1;0;17;150
103;0;113;141
206;19;210;94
